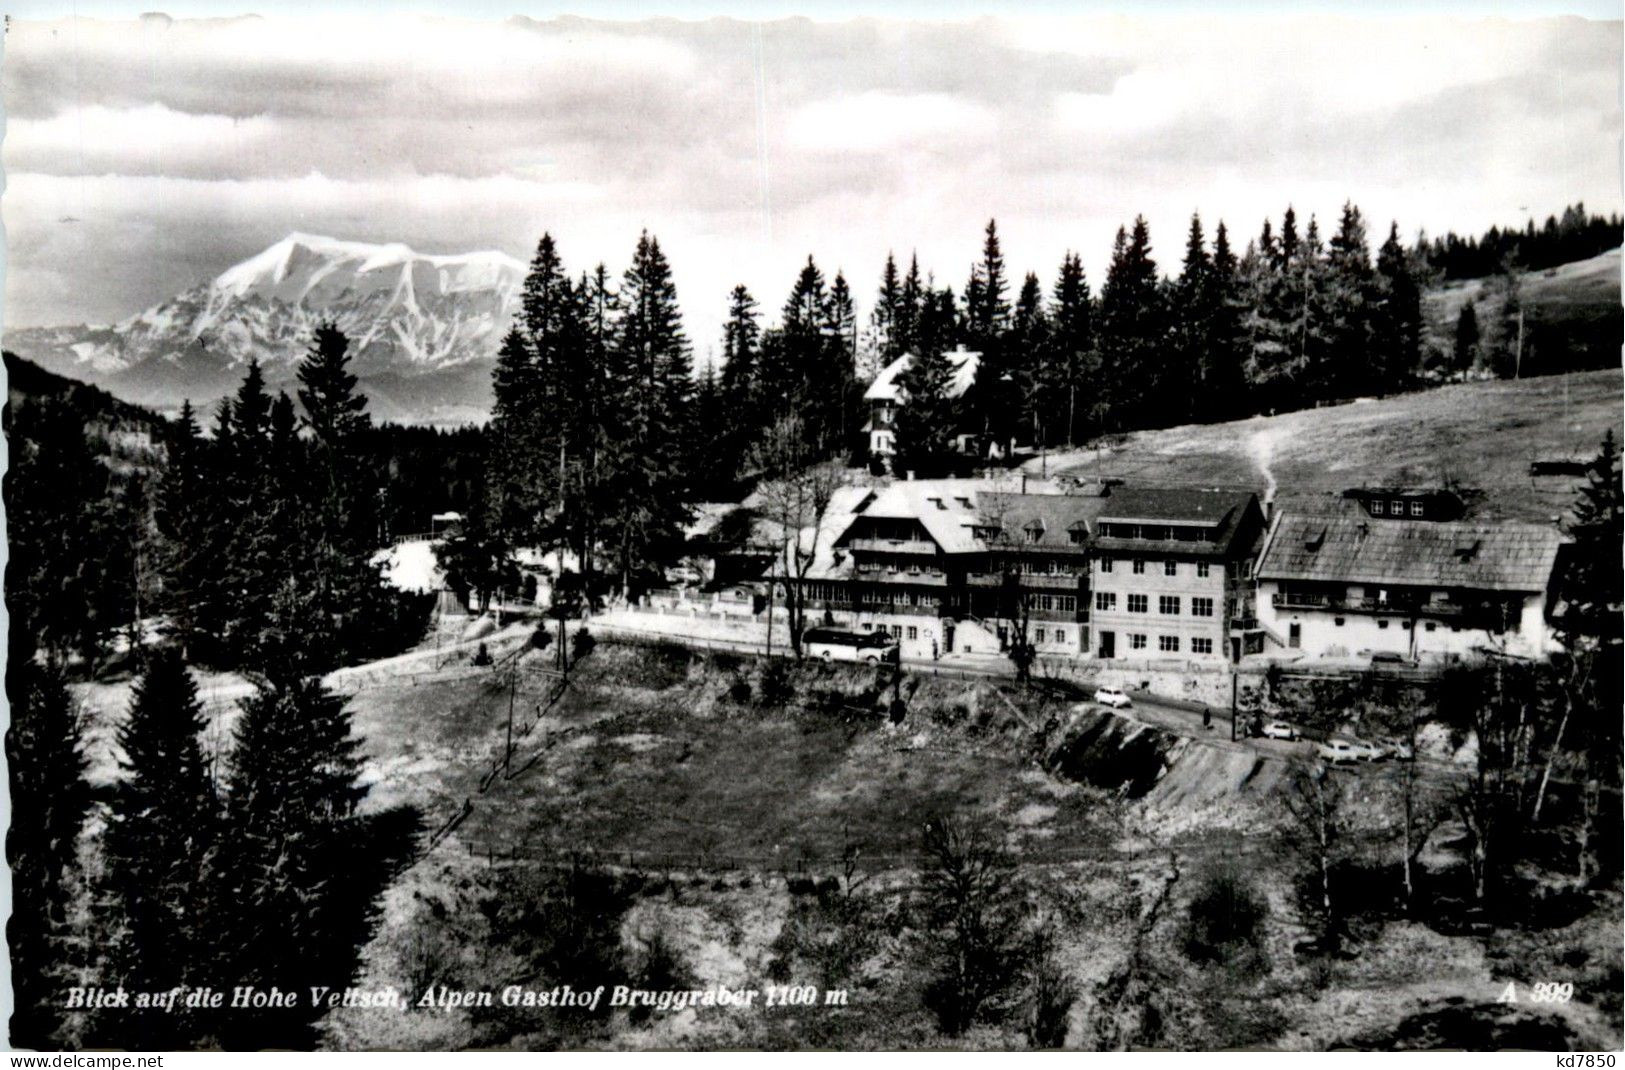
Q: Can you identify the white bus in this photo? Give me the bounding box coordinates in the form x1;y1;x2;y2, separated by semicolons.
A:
803;627;900;665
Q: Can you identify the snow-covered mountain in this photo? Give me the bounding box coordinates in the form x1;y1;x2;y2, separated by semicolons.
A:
5;233;527;425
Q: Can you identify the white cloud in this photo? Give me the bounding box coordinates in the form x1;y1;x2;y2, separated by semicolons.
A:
5;104;275;170
785;91;997;153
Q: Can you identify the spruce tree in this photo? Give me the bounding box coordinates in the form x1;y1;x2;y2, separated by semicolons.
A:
1203;222;1248;421
607;231;694;592
1170;213;1213;425
894;288;962;474
1096;218;1164;431
6;646;91;1050
1324;202;1375;398
102;648;219;1049
297;322;371;449
872;252;904;360
1373;223;1423;391
1044;252;1095;446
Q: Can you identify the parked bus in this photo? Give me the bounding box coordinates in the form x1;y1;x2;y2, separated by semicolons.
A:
803;626;900;664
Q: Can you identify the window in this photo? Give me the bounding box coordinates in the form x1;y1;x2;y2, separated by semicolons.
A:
1378;619;1389;630
1191;597;1214;617
1424;622;1436;632
1101;556;1114;573
1164;560;1178;577
1057;595;1076;612
1159;595;1181;615
1159;635;1180;652
1036;628;1047;643
1132;558;1146;575
1127;594;1148;613
1192;637;1213;655
1390;500;1403;515
1056;629;1067;644
1410;501;1425;517
1334;617;1345;627
1036;594;1054;611
1025;524;1043;544
891;625;903;638
1197;562;1210;578
1241;560;1252;579
1096;592;1117;611
907;626;918;640
1372;500;1386;516
1129;633;1147;650
1068;527;1088;546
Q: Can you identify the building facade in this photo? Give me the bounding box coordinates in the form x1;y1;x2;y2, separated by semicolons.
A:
1086;488;1267;663
1254;491;1567;662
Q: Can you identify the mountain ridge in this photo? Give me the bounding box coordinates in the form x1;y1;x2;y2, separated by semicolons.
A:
6;233;525;426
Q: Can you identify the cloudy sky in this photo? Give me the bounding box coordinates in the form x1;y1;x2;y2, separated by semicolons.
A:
3;9;1620;359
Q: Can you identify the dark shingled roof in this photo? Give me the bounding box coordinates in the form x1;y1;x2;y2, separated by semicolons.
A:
1091;487;1263;559
1257;511;1566;592
975;492;1111;551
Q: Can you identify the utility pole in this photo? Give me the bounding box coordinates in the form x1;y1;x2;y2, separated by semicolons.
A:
1230;670;1239;742
505;660;516;776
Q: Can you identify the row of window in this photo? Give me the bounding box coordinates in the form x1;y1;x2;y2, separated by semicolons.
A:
1033;627;1070;645
1121;634;1215;654
1033;594;1078;612
1373;500;1426;517
1096;593;1214;616
1099;557;1215;579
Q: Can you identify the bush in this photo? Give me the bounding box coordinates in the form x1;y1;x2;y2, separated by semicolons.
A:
572;627;596;661
1026;953;1078;1049
628;928;692;1026
472;642;492;666
1181;868;1269;972
758;660;795;707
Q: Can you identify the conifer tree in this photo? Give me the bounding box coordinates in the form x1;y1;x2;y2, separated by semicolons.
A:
1043;252;1095;446
1202;221;1248;421
607;231;694;592
102;648;218;1049
1373;223;1423;391
297;322;371;449
1096;218;1164;431
1324;202;1375;398
894;288;962;473
1170;213;1213;424
1009;272;1049;447
6;646;91;1050
872;252;904;360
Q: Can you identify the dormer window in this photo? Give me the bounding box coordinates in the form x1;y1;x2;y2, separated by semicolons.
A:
1068;523;1088;546
1372;501;1386;516
1024;521;1045;545
1410;501;1425;517
928;497;946;510
1389;500;1403;515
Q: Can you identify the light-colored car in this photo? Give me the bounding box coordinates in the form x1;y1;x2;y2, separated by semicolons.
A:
1382;737;1416;761
1318;739;1360;764
1261;720;1298;741
1094;685;1133;709
1348;739;1388;762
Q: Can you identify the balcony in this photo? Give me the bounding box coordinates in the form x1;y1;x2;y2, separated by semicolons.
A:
853;566;951;587
848;537;938;555
965;571;1084;590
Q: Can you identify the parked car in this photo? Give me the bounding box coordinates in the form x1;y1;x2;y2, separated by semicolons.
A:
1369;651;1409;665
1260;720;1299;741
1348;739;1388;762
1317;739;1360;764
1381;737;1415;761
1094;685;1133;709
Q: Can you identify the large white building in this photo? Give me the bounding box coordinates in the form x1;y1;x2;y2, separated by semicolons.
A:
1254;491;1568;662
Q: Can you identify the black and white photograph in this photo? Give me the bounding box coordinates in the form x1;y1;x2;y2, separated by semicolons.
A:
2;1;1622;1054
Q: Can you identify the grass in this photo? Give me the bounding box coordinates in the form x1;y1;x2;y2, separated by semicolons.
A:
342;644;1121;871
1031;368;1621;523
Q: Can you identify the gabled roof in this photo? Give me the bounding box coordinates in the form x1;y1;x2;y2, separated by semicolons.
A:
1257;510;1566;593
1092;487;1263;559
975;492;1112;550
863;347;980;403
1097;487;1254;526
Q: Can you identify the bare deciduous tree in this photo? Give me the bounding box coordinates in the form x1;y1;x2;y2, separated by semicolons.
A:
749;415;847;658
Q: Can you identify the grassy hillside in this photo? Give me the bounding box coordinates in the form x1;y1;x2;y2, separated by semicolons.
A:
1031;368;1622;523
1421;248;1621;374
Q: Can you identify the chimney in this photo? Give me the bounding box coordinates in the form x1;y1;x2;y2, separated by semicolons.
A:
1021;474;1028;494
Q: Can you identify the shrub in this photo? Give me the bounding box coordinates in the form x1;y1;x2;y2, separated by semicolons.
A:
1026;953;1078;1049
472;642;492;666
1181;868;1269;972
572;627;596;661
